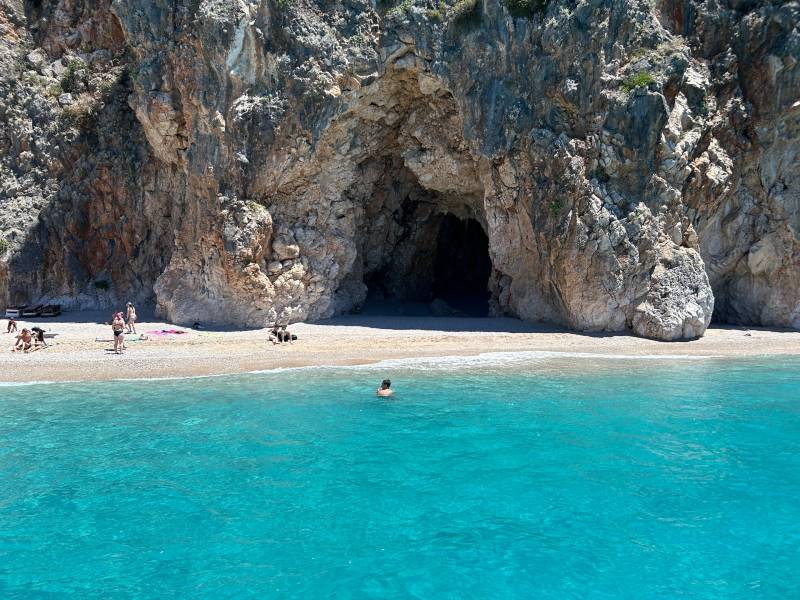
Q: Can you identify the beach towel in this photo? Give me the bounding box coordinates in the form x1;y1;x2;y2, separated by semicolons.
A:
145;329;188;337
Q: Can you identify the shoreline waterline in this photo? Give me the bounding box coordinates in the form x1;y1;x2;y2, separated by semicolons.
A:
0;311;799;383
3;347;796;387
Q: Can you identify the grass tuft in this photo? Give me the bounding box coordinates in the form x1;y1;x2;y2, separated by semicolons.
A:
387;0;414;17
621;71;655;92
450;0;479;23
60;59;85;94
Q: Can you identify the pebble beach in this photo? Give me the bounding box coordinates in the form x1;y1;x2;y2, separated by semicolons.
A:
2;311;800;383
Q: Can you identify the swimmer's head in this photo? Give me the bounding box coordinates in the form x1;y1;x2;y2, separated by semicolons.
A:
381;379;391;389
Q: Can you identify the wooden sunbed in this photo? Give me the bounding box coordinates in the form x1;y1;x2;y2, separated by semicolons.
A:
41;304;62;317
21;305;44;317
4;305;26;318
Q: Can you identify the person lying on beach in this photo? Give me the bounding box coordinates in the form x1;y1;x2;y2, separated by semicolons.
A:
112;312;125;354
12;328;33;353
6;318;17;333
376;379;393;397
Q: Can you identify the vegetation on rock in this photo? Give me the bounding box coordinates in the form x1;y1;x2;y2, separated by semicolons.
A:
387;0;415;17
60;59;86;94
621;71;656;92
504;0;548;18
450;0;479;22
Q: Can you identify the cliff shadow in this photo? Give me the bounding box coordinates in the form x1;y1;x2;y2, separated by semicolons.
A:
312;313;564;334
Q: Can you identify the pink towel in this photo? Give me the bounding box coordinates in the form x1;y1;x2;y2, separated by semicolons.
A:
145;329;187;336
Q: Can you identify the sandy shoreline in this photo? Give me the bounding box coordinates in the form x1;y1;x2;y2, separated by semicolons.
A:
1;311;799;383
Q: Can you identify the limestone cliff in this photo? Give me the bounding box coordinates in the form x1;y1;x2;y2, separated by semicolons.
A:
0;0;797;340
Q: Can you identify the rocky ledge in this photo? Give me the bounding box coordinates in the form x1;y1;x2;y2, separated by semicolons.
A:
0;0;798;340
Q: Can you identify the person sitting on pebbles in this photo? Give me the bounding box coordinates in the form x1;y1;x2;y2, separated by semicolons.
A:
268;326;281;345
30;326;47;350
12;328;33;353
269;323;295;345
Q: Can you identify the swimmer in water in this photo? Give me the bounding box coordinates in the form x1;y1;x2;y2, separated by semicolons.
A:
376;379;393;397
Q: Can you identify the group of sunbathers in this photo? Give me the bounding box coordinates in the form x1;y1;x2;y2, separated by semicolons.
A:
269;322;296;345
7;302;304;354
5;319;48;353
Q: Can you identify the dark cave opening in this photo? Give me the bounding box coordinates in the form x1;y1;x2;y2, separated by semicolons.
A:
334;68;493;320
431;215;492;317
362;214;491;317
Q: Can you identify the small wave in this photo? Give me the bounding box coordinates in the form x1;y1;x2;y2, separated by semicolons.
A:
117;350;725;380
0;350;726;386
0;380;58;387
247;350;721;376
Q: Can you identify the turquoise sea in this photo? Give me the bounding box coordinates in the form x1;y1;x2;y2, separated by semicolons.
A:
1;354;799;599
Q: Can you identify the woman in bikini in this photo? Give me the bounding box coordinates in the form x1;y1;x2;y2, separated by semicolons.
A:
112;312;126;354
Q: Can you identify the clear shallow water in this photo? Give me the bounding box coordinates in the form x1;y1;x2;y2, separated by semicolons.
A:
1;355;799;599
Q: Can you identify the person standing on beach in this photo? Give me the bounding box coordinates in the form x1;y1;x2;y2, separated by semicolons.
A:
112;312;125;354
6;318;17;333
126;302;137;334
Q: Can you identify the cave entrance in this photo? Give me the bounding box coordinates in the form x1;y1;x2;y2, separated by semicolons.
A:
362;212;492;318
431;215;491;316
330;65;495;319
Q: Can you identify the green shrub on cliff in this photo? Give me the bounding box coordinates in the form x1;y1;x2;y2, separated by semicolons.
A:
386;0;414;17
426;0;445;21
622;71;655;92
0;237;8;257
426;8;443;21
46;83;63;98
60;59;85;94
450;0;479;23
504;0;548;18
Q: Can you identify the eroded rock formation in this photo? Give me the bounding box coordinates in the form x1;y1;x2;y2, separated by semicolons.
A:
0;0;798;339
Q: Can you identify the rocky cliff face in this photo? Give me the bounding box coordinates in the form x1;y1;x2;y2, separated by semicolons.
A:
0;0;797;339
